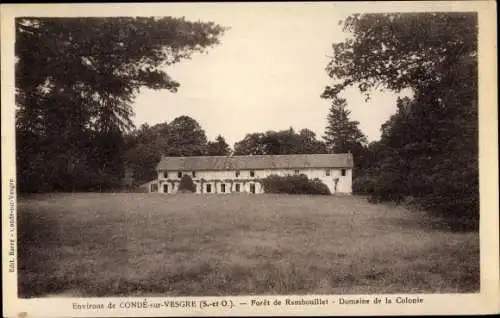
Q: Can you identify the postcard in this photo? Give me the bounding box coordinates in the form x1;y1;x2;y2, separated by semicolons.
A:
2;1;498;317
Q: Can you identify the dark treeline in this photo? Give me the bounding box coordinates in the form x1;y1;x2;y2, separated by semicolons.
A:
234;128;328;156
323;12;478;230
15;17;226;193
122;117;232;185
123;120;332;186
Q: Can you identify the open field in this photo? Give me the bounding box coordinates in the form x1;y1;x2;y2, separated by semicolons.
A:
17;193;479;297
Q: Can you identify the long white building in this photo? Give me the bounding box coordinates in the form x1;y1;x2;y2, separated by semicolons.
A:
148;153;353;194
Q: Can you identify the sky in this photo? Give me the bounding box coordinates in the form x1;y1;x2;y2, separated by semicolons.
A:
132;3;412;146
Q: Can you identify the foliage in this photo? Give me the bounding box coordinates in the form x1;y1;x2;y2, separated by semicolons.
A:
324;13;478;229
297;129;329;154
323;97;368;183
233;133;267;155
322;12;477;98
163;116;209;156
262;174;331;195
15;17;226;193
207;135;232;156
323;97;367;154
234;128;327;155
123;116;211;185
352;174;376;195
178;174;196;193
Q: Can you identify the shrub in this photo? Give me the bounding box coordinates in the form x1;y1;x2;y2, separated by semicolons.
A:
353;175;376;194
362;154;479;231
262;174;330;195
178;174;196;193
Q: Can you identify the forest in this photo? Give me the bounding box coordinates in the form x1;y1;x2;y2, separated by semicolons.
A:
15;13;478;229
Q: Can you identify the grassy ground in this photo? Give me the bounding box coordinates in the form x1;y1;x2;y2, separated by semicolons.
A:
17;193;479;297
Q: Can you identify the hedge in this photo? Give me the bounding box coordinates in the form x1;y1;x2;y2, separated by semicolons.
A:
262;174;330;195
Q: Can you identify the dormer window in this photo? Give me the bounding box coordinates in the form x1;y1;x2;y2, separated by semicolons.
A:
250;170;255;177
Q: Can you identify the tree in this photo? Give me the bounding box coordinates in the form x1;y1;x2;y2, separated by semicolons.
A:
323;12;478;229
15;17;226;192
260;128;301;155
123;116;210;184
234;128;327;156
163;116;208;156
207;135;232;156
298;129;328;154
323;97;367;154
233;133;267;155
322;13;476;99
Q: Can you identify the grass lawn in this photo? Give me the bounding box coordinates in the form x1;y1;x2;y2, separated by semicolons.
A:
17;193;479;297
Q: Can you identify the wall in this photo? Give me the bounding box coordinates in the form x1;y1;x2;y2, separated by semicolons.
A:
156;167;352;194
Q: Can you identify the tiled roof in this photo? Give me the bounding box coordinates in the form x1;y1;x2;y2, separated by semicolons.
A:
156;153;353;171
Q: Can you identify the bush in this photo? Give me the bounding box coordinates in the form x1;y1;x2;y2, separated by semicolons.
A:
262;174;330;195
418;166;479;231
362;154;479;231
353;175;376;194
178;174;196;193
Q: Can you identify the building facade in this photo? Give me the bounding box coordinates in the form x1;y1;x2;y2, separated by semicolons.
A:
149;153;353;195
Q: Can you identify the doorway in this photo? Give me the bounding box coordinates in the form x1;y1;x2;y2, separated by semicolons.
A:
250;183;255;194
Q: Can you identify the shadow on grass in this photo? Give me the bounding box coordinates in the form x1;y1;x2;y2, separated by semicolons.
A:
18;206;64;297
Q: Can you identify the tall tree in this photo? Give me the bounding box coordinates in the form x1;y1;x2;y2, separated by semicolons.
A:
260;128;301;155
164;116;208;156
233;133;267;155
15;17;226;192
323;97;367;154
233;128;327;155
323;12;478;228
207;135;232;156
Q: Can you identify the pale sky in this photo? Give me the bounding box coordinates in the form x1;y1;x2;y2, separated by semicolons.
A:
132;3;412;146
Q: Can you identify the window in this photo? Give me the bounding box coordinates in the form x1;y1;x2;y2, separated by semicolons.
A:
250;184;255;194
294;169;300;175
235;184;240;192
341;169;346;176
325;169;330;176
235;170;240;178
221;184;226;193
151;183;158;192
192;171;196;178
163;184;169;193
206;184;212;193
250;170;255;177
163;171;168;178
178;171;182;178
